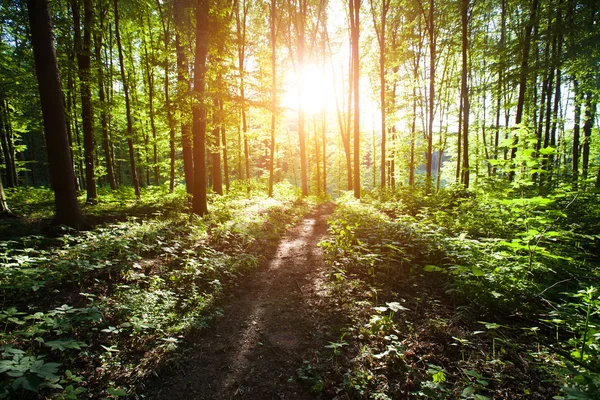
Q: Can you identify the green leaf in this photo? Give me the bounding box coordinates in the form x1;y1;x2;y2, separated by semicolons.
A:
424;265;443;272
471;266;485;277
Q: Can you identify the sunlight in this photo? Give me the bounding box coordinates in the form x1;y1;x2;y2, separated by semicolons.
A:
283;64;328;114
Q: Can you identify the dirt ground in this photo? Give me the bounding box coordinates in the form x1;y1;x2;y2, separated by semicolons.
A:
147;203;336;399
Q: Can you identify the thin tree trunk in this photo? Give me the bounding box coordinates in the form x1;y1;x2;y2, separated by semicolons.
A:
94;7;117;190
268;0;277;197
221;100;229;192
211;97;223;195
350;0;360;199
582;93;595;180
71;0;96;202
192;0;209;215
510;0;539;180
114;0;140;197
460;0;469;187
572;79;581;184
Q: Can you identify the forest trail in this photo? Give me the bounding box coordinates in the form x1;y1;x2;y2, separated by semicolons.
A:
150;203;335;399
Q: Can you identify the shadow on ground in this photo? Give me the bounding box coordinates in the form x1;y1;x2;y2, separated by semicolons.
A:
145;203;336;400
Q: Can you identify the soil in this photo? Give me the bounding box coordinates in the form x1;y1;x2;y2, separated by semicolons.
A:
147;202;336;400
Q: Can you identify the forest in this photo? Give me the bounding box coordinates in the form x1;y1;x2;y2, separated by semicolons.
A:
0;0;599;398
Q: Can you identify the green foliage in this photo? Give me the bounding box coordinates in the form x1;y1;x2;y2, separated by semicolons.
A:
0;183;309;398
319;185;600;399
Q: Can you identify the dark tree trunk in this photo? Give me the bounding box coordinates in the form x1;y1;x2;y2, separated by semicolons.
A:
174;0;194;195
0;100;16;188
94;7;117;190
192;0;209;215
510;0;539;180
582;93;595;180
114;0;140;197
27;0;85;228
71;0;97;202
460;0;469;187
572;79;581;183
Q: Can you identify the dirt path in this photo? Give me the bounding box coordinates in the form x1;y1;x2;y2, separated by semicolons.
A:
150;203;335;399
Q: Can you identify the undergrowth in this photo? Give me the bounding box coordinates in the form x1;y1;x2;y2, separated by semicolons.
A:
0;181;310;399
315;183;600;399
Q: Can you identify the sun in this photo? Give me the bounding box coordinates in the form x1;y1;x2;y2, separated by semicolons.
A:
283;64;328;114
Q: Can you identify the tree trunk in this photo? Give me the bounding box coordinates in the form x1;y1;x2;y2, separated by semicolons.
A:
0;100;16;188
211;97;223;195
460;0;469;187
114;0;140;197
350;0;360;199
27;0;85;228
174;0;194;195
221;100;229;192
94;7;117;190
582;93;595;180
572;79;581;183
192;0;209;215
72;0;97;202
510;0;539;180
268;0;277;197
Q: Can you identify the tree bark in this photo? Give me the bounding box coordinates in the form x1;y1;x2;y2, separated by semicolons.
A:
94;6;117;190
174;0;194;195
350;0;360;199
510;0;539;180
27;0;85;228
192;0;209;215
72;0;97;202
268;0;277;197
114;0;140;197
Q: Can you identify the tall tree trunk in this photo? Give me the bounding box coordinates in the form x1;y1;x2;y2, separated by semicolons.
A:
295;0;309;196
94;7;117;190
460;0;469;187
236;0;251;194
27;0;85;228
72;0;96;202
156;0;174;190
572;79;581;184
114;0;140;197
350;0;360;199
174;0;194;195
493;0;506;175
268;0;277;197
582;93;595;180
510;0;539;180
142;30;159;186
369;0;390;190
192;0;209;215
211;97;223;195
221;100;229;192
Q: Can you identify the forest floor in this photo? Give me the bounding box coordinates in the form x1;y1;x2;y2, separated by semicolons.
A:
147;202;338;400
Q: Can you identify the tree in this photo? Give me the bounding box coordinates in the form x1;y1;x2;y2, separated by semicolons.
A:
114;0;141;197
174;0;194;195
27;0;85;228
94;0;117;190
349;0;360;199
369;0;391;190
192;0;209;215
71;0;97;202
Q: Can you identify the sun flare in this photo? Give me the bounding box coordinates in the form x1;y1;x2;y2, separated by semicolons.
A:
283;65;329;114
